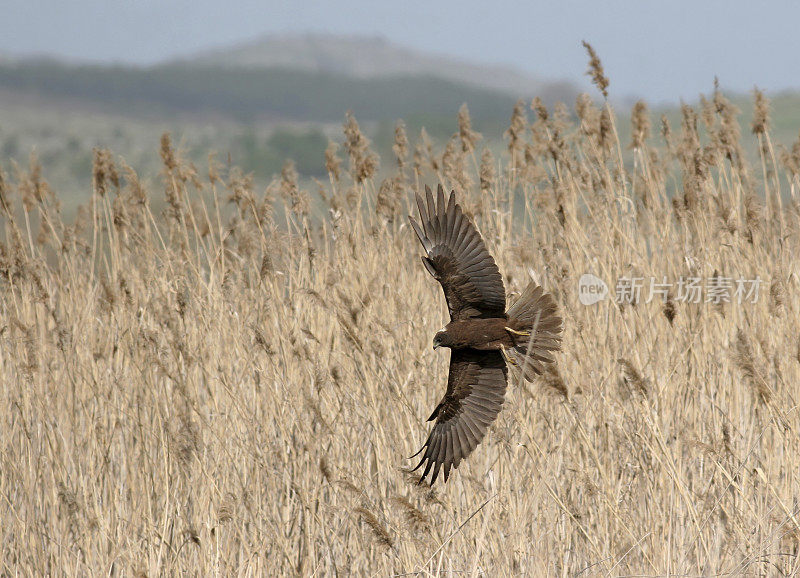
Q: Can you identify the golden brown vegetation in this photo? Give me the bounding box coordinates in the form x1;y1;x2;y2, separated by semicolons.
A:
2;85;800;575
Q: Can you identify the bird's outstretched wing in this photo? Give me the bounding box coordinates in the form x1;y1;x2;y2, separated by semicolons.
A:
411;349;508;485
408;184;505;321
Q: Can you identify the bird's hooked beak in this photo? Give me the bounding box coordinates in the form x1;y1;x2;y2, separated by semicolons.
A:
432;334;443;350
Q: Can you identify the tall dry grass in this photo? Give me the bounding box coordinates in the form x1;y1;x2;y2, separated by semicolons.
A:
2;84;800;576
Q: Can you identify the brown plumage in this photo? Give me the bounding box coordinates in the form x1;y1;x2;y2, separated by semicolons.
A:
408;185;562;485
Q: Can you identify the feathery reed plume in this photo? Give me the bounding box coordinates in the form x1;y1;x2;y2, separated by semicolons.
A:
769;278;784;316
618;358;648;397
679;104;700;156
15;318;38;378
376;176;403;223
660;114;673;151
675;104;707;214
630;101;651;149
751;87;770;136
57;481;81;525
92;148;119;197
575;94;600;140
160;132;178;172
711;82;745;166
663;294;677;326
227;166;255;212
598;107;613;154
280;160;310;218
120;159;148;209
743;187;763;242
259;252;274;281
442;135;472;193
391;496;431;534
531;96;548;123
479;148;496;193
528;97;550;158
111;193;129;239
733;329;770;403
457;103;482;153
411;143;424;181
540;363;569;401
159;132;185;223
325;141;342;182
413;128;439;179
252;326;275;355
343;112;379;183
505;99;528;160
699;95;715;131
17;152;53;211
28;267;48;303
319;457;332;483
207;151;221;185
173;411;202;472
353;507;394;549
552;102;570;133
582;41;609;98
392;120;409;174
217;493;237;525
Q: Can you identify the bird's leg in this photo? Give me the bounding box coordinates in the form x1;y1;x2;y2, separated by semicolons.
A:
505;326;531;337
501;347;517;366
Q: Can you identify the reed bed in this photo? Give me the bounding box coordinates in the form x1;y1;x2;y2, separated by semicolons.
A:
2;76;800;575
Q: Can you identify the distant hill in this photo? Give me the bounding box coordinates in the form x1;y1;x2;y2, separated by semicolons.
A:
0;60;524;123
0;34;580;125
176;33;578;103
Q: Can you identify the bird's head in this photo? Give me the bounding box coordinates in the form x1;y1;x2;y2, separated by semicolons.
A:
433;330;451;350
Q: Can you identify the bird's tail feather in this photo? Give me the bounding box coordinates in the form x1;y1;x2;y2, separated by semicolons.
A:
505;282;562;382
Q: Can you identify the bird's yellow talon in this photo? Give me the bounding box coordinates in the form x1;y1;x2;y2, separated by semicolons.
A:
505;327;530;337
501;348;518;366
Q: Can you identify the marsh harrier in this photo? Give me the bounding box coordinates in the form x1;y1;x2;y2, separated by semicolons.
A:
408;185;562;485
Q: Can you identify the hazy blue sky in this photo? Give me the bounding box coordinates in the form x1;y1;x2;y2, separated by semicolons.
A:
4;0;800;103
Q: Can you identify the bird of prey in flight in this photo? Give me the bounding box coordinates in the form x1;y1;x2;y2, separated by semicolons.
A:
408;185;562;485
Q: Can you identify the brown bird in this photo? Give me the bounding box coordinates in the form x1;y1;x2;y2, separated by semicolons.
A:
408;185;562;485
